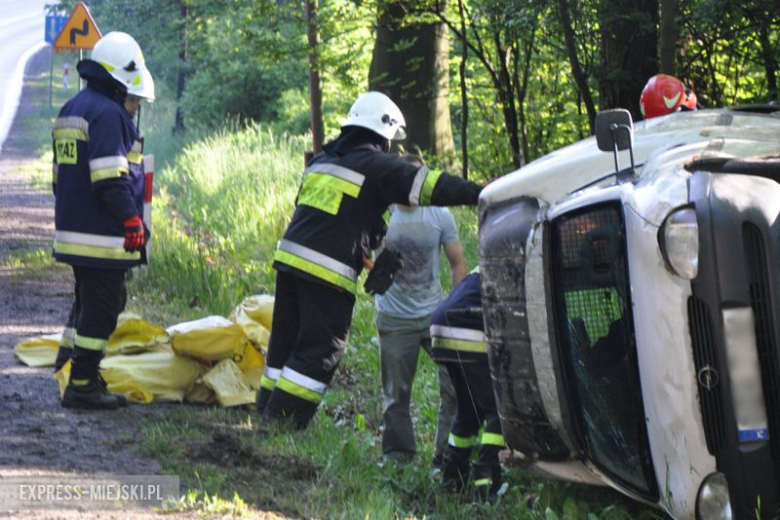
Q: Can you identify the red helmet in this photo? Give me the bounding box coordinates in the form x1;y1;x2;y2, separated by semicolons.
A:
639;74;697;119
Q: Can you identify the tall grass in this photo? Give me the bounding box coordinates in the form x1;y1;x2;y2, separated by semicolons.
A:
133;123;308;316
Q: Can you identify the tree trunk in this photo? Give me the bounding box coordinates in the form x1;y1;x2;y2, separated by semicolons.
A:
598;0;659;120
493;35;522;168
557;0;597;133
173;0;188;134
659;0;678;74
306;0;324;154
369;0;455;162
758;22;778;101
516;19;537;163
456;0;468;178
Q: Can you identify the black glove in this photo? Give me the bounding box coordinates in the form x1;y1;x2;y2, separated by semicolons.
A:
364;249;403;296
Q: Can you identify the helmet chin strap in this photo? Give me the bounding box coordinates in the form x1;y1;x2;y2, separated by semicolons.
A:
136;104;142;133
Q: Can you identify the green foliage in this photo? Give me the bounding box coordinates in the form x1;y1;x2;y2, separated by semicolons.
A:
54;0;777;171
679;0;779;106
270;88;314;136
180;1;309;124
133;123;307;315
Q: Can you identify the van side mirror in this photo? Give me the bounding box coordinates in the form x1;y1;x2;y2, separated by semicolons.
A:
595;109;633;152
595;109;635;174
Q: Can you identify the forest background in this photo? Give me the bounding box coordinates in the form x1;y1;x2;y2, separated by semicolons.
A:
35;0;780;517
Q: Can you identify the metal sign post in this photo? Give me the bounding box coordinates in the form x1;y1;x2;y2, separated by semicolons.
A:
45;14;68;108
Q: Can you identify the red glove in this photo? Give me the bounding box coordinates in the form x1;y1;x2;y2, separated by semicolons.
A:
123;216;145;252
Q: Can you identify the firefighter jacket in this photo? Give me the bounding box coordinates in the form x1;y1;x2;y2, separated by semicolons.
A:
431;272;487;363
52;60;145;270
273;127;482;294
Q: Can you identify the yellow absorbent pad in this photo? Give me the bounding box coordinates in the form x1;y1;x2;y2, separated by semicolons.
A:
185;379;217;405
54;351;207;404
106;312;170;355
15;313;168;368
202;359;256;407
168;316;253;364
14;334;61;367
229;294;274;352
235;338;264;390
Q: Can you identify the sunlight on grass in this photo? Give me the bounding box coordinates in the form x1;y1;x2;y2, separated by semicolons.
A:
133;123;306;315
1;248;54;268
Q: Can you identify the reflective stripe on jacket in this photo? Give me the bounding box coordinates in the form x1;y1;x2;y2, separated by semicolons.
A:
274;143;479;293
52;86;145;269
431;273;487;362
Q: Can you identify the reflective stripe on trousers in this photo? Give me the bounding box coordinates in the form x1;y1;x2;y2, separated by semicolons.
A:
430;324;487;353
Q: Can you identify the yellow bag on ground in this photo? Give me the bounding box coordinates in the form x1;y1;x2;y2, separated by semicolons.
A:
236;340;264;390
55;352;211;405
229;295;274;352
185;380;217;405
202;359;256;407
54;360;71;398
17;313;167;368
14;334;61;367
106;312;169;355
168;316;252;364
99;350;207;404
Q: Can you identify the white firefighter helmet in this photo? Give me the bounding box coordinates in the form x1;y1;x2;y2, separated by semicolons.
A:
91;31;155;101
343;91;406;141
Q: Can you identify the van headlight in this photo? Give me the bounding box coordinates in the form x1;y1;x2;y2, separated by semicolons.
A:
697;473;732;520
659;207;699;279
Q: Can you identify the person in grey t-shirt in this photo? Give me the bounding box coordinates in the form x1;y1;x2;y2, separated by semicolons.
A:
375;158;466;466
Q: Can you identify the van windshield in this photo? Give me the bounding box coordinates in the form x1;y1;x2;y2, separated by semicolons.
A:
550;203;658;499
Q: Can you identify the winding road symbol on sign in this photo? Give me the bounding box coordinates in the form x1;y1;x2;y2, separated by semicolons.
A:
70;20;89;45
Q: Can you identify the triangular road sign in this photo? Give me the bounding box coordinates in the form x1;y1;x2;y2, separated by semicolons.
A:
53;2;102;50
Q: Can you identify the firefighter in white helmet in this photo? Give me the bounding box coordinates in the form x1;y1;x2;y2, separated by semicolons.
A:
257;91;483;429
52;32;154;410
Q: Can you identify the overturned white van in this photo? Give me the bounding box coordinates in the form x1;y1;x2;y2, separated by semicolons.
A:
479;106;780;519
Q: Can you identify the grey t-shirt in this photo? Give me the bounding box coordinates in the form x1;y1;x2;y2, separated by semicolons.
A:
375;206;460;319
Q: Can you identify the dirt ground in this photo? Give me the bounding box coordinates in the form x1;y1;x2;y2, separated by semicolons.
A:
0;48;207;520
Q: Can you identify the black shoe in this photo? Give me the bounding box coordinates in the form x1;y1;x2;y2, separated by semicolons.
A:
378;451;413;469
62;381;120;410
442;468;470;494
97;372;128;407
474;484;496;504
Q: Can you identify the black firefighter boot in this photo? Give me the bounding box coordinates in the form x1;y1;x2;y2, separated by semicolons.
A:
473;460;502;504
97;372;127;407
96;351;127;407
441;447;472;495
62;347;120;410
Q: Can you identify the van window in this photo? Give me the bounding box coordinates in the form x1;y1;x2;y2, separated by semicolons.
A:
551;203;658;499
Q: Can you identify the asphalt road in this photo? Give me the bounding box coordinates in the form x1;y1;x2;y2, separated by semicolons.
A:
0;0;50;154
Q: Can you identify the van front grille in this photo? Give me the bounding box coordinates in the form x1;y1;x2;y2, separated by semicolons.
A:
688;296;725;455
743;222;780;461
